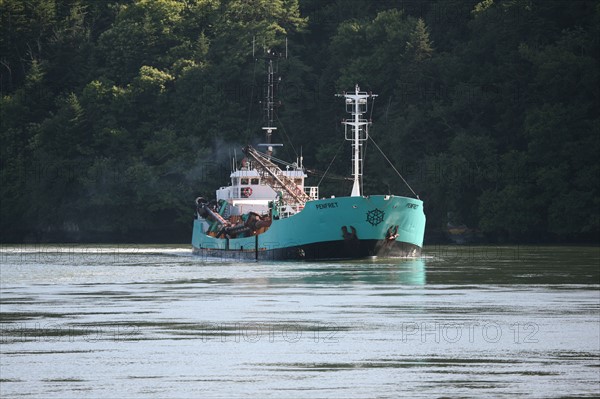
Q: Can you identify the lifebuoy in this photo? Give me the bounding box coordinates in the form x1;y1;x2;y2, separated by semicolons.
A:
242;187;253;198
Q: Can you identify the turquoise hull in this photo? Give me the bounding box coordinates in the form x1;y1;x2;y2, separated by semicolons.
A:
192;195;425;260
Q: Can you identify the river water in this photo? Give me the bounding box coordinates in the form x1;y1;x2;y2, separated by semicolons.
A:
0;245;598;398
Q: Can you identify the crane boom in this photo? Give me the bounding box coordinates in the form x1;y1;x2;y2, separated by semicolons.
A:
242;145;311;205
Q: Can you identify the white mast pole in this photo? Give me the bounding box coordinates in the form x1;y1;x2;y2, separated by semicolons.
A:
351;84;361;197
337;85;377;197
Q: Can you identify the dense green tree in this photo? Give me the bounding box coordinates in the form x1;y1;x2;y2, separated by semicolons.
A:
0;0;598;243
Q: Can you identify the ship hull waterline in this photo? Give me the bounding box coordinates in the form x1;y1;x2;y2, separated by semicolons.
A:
192;195;425;261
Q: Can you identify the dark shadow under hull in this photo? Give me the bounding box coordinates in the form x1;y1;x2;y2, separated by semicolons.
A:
192;239;421;261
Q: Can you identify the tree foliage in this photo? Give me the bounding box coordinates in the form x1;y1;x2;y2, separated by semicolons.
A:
1;0;598;243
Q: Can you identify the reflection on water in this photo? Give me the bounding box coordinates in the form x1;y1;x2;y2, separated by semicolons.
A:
0;245;598;398
281;258;426;287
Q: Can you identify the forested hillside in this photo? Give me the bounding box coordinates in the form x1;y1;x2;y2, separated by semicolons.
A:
1;0;598;243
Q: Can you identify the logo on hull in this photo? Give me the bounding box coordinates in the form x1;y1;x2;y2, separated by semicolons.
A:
366;208;385;226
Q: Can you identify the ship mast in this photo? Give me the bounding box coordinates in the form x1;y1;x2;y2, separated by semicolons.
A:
243;43;311;207
259;49;283;154
337;85;377;197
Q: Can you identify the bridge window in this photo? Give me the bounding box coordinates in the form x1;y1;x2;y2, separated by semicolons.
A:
251;178;259;185
241;178;249;185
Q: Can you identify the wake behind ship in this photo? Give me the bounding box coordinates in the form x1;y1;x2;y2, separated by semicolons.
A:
192;53;425;260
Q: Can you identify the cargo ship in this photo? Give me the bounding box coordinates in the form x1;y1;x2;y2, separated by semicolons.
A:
192;54;425;260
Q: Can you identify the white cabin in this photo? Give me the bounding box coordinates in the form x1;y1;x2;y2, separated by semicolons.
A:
215;164;318;216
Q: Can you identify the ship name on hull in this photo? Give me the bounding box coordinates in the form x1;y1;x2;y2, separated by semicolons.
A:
316;202;339;210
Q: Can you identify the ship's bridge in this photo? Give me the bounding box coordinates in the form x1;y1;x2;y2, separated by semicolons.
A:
215;167;317;214
216;169;311;201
